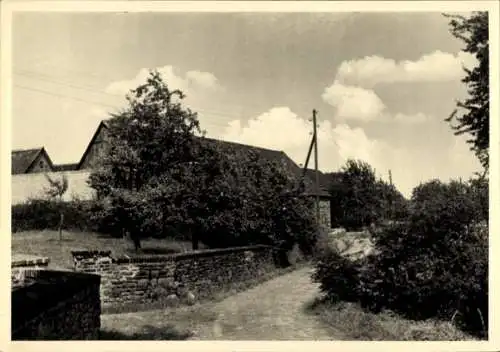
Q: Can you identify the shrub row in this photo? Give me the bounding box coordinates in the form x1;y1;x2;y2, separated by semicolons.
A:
11;198;194;240
12;199;97;233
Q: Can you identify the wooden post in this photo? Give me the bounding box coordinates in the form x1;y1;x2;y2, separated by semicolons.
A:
313;109;320;228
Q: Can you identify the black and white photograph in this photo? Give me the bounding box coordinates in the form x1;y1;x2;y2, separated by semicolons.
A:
2;1;497;344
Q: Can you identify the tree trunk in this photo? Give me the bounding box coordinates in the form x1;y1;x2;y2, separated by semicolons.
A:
58;213;64;242
191;228;199;250
131;232;141;252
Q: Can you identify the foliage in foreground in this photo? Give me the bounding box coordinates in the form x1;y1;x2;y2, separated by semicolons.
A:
313;178;488;338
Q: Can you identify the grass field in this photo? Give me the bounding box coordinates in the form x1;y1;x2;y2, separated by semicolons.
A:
305;298;477;341
11;230;205;270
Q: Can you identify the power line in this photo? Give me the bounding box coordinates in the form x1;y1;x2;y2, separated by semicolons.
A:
13;67;274;115
14;70;250;122
14;71;328;147
13;84;239;132
14;69;123;98
13;65;118;85
14;84;120;109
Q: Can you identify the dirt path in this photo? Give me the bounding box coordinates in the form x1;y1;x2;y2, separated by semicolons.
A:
189;266;341;340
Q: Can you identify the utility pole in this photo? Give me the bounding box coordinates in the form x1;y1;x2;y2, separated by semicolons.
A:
299;109;321;228
313;109;320;228
388;169;394;220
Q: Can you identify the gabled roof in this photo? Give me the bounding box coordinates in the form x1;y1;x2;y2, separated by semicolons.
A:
77;120;109;170
11;147;54;175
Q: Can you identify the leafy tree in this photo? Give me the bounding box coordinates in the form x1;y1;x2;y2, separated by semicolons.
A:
89;70;318;254
191;146;317;253
467;175;488;223
88;70;203;249
376;180;409;222
409;179;478;242
445;12;489;171
329;159;383;230
44;173;69;241
89;71;202;196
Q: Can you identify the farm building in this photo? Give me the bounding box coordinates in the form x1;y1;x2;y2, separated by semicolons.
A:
77;120;110;170
79;121;335;228
11;147;95;203
11;148;55;175
11;120;336;228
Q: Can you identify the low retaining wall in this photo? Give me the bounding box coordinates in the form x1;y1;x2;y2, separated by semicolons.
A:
11;255;50;289
71;245;276;311
11;270;101;340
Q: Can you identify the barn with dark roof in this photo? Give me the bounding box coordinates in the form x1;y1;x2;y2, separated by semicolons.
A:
11;148;55;175
12;120;336;227
77;121;334;227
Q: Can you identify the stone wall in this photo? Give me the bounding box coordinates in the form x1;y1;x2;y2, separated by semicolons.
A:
11;270;101;340
72;245;276;311
11;255;50;289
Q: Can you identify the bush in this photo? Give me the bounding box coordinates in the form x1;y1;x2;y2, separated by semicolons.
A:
314;178;488;338
12;199;97;233
312;246;364;303
358;179;488;337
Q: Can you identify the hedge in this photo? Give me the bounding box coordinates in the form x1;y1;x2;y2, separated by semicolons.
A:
11;199;97;233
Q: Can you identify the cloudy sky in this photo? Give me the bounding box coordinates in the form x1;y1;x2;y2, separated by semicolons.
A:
12;11;482;197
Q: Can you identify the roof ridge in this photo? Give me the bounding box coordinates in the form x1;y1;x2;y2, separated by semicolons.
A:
201;136;285;154
11;147;44;153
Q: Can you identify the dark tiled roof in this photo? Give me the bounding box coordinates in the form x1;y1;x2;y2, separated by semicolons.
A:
201;137;330;197
11;148;44;175
53;163;79;172
201;137;289;164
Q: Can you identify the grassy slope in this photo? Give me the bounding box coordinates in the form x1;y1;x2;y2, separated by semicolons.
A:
306;298;478;341
11;230;205;270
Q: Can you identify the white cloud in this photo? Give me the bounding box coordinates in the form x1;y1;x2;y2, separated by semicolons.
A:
322;81;386;121
104;65;225;128
218;106;480;198
219;106;391;178
185;70;219;90
322;82;432;124
220;107;313;161
336;50;477;87
105;65;221;97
